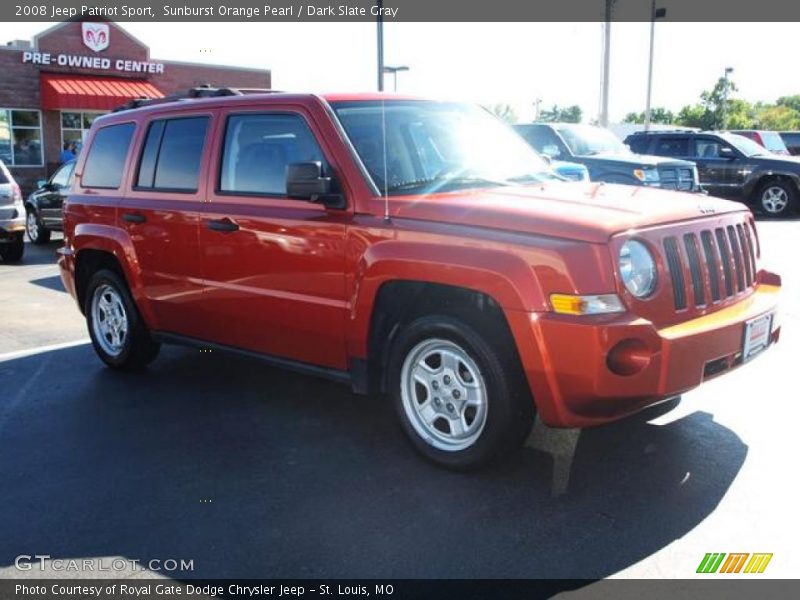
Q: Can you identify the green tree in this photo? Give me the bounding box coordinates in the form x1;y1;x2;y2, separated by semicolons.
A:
776;95;800;113
623;108;674;124
675;104;714;129
488;103;518;124
755;104;800;130
539;104;582;123
675;76;755;129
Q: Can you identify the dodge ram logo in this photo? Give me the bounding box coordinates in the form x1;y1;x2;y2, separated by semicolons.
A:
81;23;109;53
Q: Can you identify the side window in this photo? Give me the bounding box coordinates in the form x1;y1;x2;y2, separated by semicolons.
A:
220;113;327;196
50;161;75;188
82;123;135;189
695;138;725;159
136;117;209;192
654;137;689;157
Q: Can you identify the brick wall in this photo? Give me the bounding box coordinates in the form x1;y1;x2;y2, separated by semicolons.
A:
1;20;270;194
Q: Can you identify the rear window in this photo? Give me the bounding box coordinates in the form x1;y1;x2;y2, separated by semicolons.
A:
82;123;135;189
136;117;209;192
760;131;788;153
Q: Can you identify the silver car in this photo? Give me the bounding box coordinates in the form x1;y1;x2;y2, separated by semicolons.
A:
0;160;25;262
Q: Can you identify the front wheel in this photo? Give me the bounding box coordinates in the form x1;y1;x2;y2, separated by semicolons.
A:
757;180;797;217
85;269;160;370
0;234;24;262
388;315;534;470
26;208;51;244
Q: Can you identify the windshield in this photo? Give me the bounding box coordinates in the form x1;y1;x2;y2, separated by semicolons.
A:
555;124;629;156
759;131;789;153
330;100;555;195
722;133;772;157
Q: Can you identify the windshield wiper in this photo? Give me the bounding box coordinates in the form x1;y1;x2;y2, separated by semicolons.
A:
387;175;510;193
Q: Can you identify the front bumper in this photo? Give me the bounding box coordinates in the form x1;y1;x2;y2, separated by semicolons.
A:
510;280;781;428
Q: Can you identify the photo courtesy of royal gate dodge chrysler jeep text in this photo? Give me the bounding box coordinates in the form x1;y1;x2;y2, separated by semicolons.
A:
58;88;782;470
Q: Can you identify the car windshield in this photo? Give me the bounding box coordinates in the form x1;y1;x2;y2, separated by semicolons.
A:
555;124;629;156
759;132;789;153
723;133;771;157
330;100;555;195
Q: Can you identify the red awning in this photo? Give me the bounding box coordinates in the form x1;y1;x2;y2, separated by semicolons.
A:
40;74;164;111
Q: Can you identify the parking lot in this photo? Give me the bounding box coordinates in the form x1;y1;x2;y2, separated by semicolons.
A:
0;219;798;580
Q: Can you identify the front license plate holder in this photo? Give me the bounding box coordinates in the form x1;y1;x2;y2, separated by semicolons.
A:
743;313;773;362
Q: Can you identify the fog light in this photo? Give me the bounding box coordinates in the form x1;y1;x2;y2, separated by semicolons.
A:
607;338;652;376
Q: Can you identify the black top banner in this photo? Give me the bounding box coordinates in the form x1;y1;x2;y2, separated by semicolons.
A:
4;0;800;22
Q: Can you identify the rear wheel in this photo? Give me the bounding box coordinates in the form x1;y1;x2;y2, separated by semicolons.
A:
85;269;160;370
388;315;534;470
26;208;51;244
0;234;24;262
756;180;797;217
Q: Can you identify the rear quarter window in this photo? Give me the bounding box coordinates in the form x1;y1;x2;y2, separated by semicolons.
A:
82;123;135;189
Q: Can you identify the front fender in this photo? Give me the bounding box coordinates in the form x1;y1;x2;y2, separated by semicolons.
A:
742;169;800;197
346;240;540;358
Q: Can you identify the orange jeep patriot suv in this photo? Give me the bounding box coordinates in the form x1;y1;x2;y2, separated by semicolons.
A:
58;88;782;469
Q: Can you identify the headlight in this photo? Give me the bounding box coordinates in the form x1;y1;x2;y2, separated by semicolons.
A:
619;240;657;298
633;168;660;183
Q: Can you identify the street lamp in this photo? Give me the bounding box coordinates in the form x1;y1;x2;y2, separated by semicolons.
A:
721;66;734;130
383;65;409;92
376;0;384;91
644;1;667;131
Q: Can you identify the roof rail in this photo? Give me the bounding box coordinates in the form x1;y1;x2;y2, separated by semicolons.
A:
629;128;700;135
112;84;280;112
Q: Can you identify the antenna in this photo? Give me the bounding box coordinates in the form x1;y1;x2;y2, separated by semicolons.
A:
381;96;390;222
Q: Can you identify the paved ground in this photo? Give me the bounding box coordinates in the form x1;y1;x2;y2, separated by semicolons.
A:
0;221;797;580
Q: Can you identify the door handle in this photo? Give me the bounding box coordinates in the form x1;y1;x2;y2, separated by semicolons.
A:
122;212;146;224
206;217;240;233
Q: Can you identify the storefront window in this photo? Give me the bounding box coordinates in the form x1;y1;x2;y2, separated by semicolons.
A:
62;111;105;154
0;109;43;166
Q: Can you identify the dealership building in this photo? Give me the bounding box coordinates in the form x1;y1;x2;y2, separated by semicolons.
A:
0;20;271;192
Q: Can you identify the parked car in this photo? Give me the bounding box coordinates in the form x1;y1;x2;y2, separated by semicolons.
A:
728;130;790;155
0;160;25;262
59;89;781;470
626;130;800;217
779;131;800;156
515;123;700;191
25;159;75;244
550;160;590;182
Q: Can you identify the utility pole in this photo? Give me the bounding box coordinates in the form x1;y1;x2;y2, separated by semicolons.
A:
599;0;614;127
533;98;542;121
644;1;667;130
376;0;384;91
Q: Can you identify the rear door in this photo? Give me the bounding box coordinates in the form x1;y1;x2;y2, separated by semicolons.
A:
691;136;746;198
121;111;215;337
198;107;350;370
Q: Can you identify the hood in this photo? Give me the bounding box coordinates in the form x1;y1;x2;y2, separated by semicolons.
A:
391;182;746;243
580;152;694;168
747;154;800;170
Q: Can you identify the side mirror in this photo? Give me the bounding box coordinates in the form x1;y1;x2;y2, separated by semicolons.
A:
718;146;736;159
286;161;344;208
540;154;552;166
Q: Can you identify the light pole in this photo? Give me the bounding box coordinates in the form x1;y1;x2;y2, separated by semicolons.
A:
644;1;667;130
721;66;734;130
383;65;409;92
376;0;384;91
533;98;542;121
599;0;615;127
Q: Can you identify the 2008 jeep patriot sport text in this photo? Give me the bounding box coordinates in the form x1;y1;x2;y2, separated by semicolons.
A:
58;89;782;469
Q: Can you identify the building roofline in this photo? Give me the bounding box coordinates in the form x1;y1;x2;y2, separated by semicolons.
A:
32;18;150;58
155;57;270;74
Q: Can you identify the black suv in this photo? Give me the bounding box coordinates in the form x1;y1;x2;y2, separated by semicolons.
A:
515;123;699;192
25;160;75;244
627;130;800;217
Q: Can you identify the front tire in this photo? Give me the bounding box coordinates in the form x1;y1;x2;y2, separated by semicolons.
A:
0;234;24;262
85;269;160;370
756;179;797;217
26;208;51;244
387;315;534;470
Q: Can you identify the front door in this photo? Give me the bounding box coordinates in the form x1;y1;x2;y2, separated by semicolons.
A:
692;136;747;199
40;161;75;229
198;109;350;371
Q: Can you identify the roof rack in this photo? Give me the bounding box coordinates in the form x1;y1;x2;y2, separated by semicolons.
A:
112;84;281;112
628;127;701;135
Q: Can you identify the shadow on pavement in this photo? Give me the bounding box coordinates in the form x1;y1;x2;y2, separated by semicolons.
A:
0;344;747;579
29;275;65;293
0;240;62;267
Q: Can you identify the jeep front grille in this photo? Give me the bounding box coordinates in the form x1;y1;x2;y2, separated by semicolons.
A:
663;218;757;311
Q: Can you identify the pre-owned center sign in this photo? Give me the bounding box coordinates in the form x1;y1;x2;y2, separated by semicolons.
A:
21;51;166;74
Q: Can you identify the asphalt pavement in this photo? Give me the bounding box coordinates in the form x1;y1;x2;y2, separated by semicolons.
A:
0;222;797;580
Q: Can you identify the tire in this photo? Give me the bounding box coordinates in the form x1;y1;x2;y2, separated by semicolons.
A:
0;234;24;262
756;179;798;218
85;269;160;370
25;208;51;244
387;315;535;471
